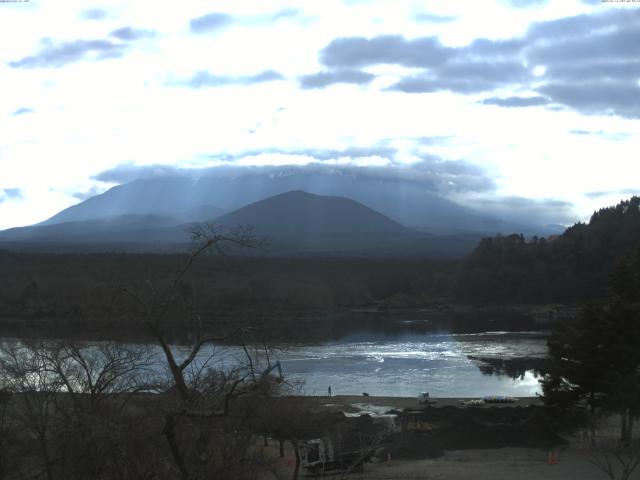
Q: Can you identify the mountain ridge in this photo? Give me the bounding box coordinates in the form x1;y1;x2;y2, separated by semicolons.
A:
36;170;562;236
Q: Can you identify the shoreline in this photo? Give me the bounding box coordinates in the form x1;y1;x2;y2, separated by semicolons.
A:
294;394;543;411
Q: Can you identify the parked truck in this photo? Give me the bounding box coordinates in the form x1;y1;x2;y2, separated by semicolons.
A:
299;415;387;475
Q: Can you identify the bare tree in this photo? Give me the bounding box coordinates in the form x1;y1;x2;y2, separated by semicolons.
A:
0;223;278;479
588;442;640;480
115;223;281;479
0;340;158;480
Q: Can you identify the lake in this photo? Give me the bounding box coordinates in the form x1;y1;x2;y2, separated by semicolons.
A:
0;311;550;398
170;329;548;398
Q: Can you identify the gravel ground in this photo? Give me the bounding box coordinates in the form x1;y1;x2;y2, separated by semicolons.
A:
344;447;615;480
264;445;622;480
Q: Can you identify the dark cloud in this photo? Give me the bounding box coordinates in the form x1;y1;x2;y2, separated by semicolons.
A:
460;38;525;58
528;28;640;65
95;147;400;184
175;70;284;88
320;35;453;68
81;8;110;20
389;61;529;94
522;11;640;118
481;96;549;107
472;196;577;225
525;9;638;41
109;27;155;41
316;34;528;94
92;163;183;184
299;69;375;89
413;13;457;23
9;38;126;68
411;158;496;193
94;148;494;197
0;188;23;203
71;186;106;201
544;61;640;83
503;0;548;7
189;13;233;33
585;189;640;199
310;9;640;118
537;83;640;119
10;107;34;116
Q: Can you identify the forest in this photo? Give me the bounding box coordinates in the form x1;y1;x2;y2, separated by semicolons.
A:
455;196;640;303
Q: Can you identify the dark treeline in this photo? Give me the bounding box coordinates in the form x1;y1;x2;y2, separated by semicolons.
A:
456;197;640;303
0;251;454;340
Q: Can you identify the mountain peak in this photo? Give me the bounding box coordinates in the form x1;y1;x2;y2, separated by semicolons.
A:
214;190;413;238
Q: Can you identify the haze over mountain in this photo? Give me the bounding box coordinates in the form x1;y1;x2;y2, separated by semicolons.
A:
0;190;485;257
40;168;562;236
0;214;185;244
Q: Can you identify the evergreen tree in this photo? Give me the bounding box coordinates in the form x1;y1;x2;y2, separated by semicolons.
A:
541;244;640;444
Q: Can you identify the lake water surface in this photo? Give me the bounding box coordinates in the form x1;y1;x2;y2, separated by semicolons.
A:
286;333;544;397
1;315;549;398
204;330;547;398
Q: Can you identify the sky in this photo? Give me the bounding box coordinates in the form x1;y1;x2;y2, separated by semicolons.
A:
0;0;639;230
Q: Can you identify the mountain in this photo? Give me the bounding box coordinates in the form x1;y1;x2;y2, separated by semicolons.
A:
178;204;227;222
0;214;185;244
0;190;481;257
214;190;413;237
0;191;417;249
38;168;560;236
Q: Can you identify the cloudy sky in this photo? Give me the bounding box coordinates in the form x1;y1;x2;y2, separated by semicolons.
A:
1;0;639;229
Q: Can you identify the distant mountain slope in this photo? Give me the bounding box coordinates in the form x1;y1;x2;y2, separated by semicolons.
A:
0;191;416;246
38;168;559;236
0;190;485;257
0;215;184;243
214;190;414;237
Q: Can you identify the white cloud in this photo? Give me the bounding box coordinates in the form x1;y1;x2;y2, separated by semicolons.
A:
0;0;638;230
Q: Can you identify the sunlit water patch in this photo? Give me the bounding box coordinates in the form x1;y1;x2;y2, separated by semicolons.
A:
268;332;546;397
0;331;547;398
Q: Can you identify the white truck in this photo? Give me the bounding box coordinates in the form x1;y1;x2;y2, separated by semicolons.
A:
300;415;391;475
417;392;430;404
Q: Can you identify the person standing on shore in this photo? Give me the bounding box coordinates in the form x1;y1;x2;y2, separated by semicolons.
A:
328;386;332;397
